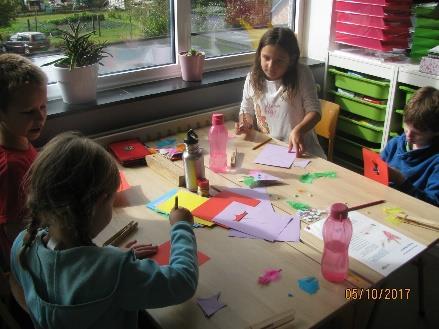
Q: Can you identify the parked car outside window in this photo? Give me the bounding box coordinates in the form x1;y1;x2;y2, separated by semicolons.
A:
4;32;50;55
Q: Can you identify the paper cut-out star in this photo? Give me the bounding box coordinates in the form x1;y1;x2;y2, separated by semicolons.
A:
196;293;227;317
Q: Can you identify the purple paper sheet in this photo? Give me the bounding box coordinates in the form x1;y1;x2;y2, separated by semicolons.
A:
293;159;311;168
254;144;296;168
196;293;227;317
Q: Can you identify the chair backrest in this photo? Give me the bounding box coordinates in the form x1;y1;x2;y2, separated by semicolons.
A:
315;100;340;161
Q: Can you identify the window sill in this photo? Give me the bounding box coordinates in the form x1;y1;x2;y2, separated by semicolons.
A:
47;57;324;119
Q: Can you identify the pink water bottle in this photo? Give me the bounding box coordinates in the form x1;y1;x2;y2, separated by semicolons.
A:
321;203;353;283
209;113;228;172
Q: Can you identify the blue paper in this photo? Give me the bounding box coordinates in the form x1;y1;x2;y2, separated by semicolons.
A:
146;188;178;213
297;276;319;295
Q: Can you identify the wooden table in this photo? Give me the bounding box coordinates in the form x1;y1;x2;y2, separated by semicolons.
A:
95;122;439;329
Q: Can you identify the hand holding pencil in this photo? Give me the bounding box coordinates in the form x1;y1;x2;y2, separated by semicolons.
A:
170;196;194;226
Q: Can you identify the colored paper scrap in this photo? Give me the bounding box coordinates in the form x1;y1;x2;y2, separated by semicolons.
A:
156;190;214;227
151;240;210;266
254;144;296;168
192;189;261;223
258;268;282;285
299;171;336;184
242;176;257;187
155;138;176;148
298;276;319;295
293;159;311;168
383;207;404;225
117;171;131;192
241;170;282;188
287;201;310;211
196;293;227;318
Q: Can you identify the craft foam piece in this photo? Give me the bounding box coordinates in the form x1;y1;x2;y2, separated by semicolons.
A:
258;268;282;285
151;240;210;266
297;276;319;295
196;293;227;318
299;171;337;184
287;201;311;211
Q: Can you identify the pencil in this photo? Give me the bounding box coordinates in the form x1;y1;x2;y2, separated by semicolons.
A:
103;221;135;246
347;200;385;212
397;213;439;231
174;196;178;209
252;137;272;150
110;222;138;246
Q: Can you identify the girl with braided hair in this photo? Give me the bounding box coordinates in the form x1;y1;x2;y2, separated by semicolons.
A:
9;133;198;329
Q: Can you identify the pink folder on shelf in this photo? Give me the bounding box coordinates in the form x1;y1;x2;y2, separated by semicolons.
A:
362;148;389;186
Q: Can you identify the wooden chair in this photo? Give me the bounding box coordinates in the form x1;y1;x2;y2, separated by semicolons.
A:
315;99;340;161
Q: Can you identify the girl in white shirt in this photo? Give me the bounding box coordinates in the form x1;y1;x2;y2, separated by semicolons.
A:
237;27;325;158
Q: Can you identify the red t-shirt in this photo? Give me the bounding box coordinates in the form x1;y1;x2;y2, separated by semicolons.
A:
0;145;37;270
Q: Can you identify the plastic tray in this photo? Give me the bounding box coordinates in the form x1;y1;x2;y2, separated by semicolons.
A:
415;17;439;29
335;1;412;16
335;135;380;160
399;85;417;104
337;114;384;143
331;91;387;121
329;68;390;99
414;28;439;40
336;12;411;29
336;22;409;41
335;31;408;51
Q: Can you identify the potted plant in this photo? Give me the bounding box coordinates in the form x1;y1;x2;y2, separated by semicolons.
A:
179;48;205;82
44;21;110;104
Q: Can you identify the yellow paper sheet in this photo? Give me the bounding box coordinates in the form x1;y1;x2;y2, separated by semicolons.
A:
156;189;214;227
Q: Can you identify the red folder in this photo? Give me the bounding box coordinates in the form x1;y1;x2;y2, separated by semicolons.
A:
108;139;150;167
362;147;389;186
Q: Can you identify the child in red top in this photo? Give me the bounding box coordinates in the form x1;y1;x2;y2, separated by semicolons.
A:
0;53;47;271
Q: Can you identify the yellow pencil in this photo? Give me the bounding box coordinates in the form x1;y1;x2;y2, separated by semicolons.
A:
252;137;272;150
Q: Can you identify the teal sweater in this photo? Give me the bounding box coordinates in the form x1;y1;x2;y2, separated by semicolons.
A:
10;221;198;329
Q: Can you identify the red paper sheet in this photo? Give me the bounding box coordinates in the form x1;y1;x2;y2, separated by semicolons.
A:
362;148;389;186
191;190;260;222
151;240;210;266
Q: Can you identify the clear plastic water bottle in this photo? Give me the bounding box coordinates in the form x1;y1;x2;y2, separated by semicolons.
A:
321;203;353;283
208;113;228;173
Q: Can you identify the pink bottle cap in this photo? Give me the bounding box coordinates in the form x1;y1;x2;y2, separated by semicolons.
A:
212;113;224;126
330;203;348;220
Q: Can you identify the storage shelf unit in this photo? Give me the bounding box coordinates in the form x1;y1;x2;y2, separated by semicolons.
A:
325;50;439;170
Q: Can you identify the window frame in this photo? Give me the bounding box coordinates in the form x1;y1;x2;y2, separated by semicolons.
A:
47;0;300;101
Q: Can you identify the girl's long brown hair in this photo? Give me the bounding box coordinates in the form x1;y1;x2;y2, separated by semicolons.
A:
19;132;120;269
251;27;300;102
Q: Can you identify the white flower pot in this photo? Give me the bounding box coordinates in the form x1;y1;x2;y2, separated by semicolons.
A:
55;63;99;104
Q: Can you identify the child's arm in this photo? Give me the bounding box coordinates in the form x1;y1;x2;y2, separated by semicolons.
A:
288;111;321;157
396;167;439;206
237;74;255;135
118;208;198;310
9;272;29;313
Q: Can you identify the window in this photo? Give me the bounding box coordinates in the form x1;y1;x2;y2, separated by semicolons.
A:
0;0;297;100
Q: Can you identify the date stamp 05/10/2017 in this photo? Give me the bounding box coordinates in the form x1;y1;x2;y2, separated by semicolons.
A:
345;288;411;301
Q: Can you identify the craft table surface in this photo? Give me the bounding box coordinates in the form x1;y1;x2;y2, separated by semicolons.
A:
95;121;439;329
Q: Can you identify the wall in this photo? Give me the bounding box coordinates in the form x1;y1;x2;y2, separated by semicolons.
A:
301;0;333;61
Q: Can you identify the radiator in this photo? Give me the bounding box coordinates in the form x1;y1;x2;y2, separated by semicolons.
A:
92;102;240;146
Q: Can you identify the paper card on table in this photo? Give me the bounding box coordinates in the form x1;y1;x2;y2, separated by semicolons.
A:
305;211;426;276
213;201;292;241
146;188;178;213
117;171;131;192
192;189;261;222
362;148;389;186
254;144;296;168
151;240;210;266
249;170;282;182
196;293;227;318
277;213;301;242
293;159;311;168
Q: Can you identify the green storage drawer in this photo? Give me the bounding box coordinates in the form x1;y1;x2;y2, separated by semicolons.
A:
415;4;437;18
337;114;384;144
412;36;439;49
329;68;390;99
414;28;439;40
415;17;439;29
335;135;380;161
410;48;429;59
331;90;386;121
399;85;417;104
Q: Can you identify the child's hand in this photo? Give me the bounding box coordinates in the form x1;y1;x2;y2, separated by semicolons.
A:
288;128;305;157
388;166;405;186
123;240;158;259
235;113;253;135
170;207;194;226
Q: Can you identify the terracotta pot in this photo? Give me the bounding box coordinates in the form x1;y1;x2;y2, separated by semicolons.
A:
179;53;205;81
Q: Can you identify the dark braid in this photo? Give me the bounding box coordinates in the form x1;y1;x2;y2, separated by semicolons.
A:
18;216;41;270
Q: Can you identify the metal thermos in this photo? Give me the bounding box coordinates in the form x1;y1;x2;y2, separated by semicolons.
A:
183;129;205;192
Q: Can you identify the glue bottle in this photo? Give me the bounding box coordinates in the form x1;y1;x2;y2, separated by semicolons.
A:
321;203;352;283
183;129;205;193
208;113;228;172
